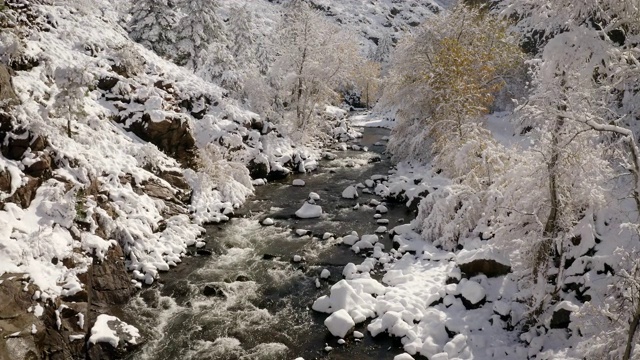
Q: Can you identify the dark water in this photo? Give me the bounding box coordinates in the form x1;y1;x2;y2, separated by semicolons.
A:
124;127;416;360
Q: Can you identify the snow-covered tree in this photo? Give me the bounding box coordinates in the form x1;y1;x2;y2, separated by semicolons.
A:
128;0;178;58
270;0;360;137
352;60;382;109
227;5;255;68
486;0;640;335
254;39;272;76
383;5;522;164
370;31;392;64
174;0;227;69
53;66;92;138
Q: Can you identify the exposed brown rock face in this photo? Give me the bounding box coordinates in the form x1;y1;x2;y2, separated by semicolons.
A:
128;114;197;168
0;276;42;360
0;64;18;106
89;245;134;307
458;259;511;278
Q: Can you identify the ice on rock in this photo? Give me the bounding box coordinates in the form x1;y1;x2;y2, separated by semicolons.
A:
324;309;355;338
292;179;306;187
353;330;364;338
309;192;321;201
342;185;359;199
337;339;346;345
374;214;382;219
459;281;486;305
394;354;415;360
375;226;387;233
321;269;331;279
295;202;323;219
261;218;274;226
369;199;381;206
375;205;388;213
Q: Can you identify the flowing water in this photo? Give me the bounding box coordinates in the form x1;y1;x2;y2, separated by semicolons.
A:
124;127;415;360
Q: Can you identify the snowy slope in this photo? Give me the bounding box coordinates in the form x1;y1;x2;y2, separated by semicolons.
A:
217;0;453;55
0;0;318;299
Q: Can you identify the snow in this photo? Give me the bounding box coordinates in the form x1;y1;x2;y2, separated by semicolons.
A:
342;185;359;199
353;330;364;338
261;218;274;226
375;226;387;233
89;314;140;348
393;354;415;360
292;179;306;187
308;192;321;201
321;269;331;279
376;204;388;213
324;309;355;338
295;229;310;236
295;202;323;219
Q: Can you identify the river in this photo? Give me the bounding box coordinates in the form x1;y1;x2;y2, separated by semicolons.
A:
123;126;416;360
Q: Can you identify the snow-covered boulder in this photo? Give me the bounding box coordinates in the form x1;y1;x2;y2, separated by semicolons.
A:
88;314;141;349
456;247;511;278
261;218;275;226
324;309;355;338
459;281;486;309
394;354;415;360
342;185;359;199
375;204;388;213
295;202;323;219
321;269;331;279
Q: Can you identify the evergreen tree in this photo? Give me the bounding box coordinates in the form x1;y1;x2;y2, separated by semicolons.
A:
174;0;226;68
227;5;255;67
128;0;178;58
371;31;392;63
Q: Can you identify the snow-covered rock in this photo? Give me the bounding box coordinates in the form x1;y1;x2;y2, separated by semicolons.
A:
295;202;323;219
342;185;359;199
324;309;355;338
394;354;415;360
292;179;306;187
89;315;140;348
321;269;331;279
459;281;486;309
261;218;275;226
